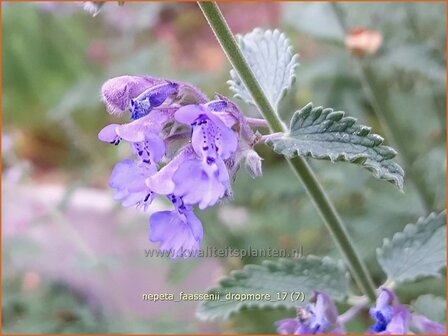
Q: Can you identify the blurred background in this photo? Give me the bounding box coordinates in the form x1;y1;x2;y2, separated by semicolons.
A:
2;1;446;334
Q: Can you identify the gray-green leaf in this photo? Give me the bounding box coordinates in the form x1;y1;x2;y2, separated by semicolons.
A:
266;103;404;190
228;29;299;110
196;256;349;321
412;294;446;324
377;210;446;283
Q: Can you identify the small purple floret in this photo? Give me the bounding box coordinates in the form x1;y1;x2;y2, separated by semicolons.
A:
275;292;344;334
149;195;203;258
98;76;263;257
109;159;156;210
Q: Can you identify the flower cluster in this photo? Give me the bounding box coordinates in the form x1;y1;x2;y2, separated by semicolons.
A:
98;76;262;257
275;289;446;335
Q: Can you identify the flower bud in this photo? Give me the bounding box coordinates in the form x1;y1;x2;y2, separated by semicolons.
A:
245;149;263;178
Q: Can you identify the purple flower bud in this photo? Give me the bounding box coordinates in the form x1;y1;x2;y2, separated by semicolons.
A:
101;76;165;114
130;82;178;120
101;76;209;118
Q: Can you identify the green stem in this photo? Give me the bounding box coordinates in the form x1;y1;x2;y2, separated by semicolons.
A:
330;2;434;212
198;1;377;302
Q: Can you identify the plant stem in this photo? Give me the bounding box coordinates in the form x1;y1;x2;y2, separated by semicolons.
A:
330;2;434;212
245;117;270;128
198;1;377;302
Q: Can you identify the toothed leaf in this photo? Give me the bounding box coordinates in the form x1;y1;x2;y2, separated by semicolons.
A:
377;211;446;283
196;256;349;321
228;29;299;110
267;103;404;189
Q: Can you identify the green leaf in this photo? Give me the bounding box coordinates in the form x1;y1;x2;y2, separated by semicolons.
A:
228;29;299;110
196;256;349;321
266;103;404;190
412;294;446;324
377;210;446;283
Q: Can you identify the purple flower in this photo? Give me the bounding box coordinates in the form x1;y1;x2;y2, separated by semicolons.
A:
146;146;196;195
109;159;156;210
149;195;203;258
369;289;396;333
169;103;238;208
275;292;344;334
98;108;178;164
175;103;238;160
147;144;231;210
98;76;265;256
368;288;447;335
368;289;411;334
212;95;263;179
172;156;231;209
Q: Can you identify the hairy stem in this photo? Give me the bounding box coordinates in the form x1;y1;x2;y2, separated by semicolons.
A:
198;1;377;302
330;2;434;212
245;117;270;128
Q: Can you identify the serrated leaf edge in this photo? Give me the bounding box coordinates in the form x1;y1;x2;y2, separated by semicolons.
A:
228;28;299;109
195;255;349;321
267;102;405;190
376;210;447;283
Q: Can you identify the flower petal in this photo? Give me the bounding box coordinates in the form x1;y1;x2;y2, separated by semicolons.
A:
132;134;166;164
173;159;227;209
116;107;176;142
384;306;411;334
149;208;203;258
98;124;119;143
275;318;301;334
146;147;195;195
109;159;156;209
175;104;204;125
